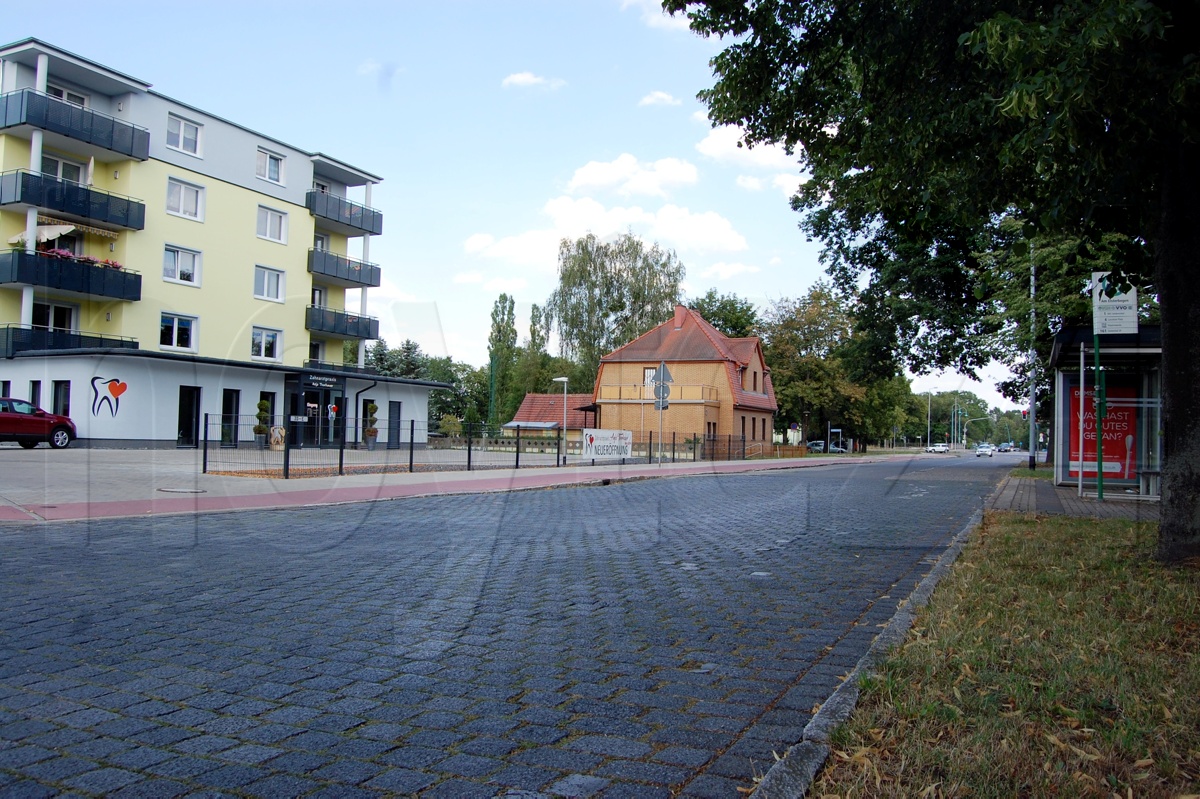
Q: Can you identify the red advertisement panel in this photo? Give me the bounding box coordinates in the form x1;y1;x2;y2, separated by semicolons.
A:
1068;383;1137;479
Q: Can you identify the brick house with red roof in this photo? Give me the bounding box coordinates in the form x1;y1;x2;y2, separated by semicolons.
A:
593;305;777;445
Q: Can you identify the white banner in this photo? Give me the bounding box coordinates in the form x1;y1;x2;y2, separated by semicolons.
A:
582;428;633;459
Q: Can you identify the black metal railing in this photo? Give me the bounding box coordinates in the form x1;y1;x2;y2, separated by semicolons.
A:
305;305;379;340
305;190;383;236
302;359;380;375
0;89;150;160
0;249;141;301
0;324;138;358
307;249;381;287
0;170;145;230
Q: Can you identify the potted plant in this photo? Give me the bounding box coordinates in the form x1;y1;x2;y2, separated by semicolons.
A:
254;400;271;449
363;403;379;450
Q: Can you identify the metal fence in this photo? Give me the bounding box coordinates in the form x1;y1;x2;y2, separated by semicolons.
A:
201;415;751;479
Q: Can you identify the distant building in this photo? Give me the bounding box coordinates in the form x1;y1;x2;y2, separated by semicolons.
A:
505;392;596;440
594;305;777;445
0;38;444;447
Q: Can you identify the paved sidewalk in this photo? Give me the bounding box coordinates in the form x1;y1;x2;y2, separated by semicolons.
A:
988;475;1160;522
0;446;906;523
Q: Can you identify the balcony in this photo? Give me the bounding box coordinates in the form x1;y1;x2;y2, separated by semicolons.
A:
306;191;383;237
307;249;381;288
0;170;145;230
597;384;720;403
0;249;141;301
0;89;150;161
305;305;379;340
1;324;138;359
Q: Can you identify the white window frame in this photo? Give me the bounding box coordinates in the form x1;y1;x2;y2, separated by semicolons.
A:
167;178;204;221
166;114;202;156
41;153;86;184
163;245;201;286
160;313;197;352
313;233;329;251
251;326;282;361
256;206;287;243
254;265;285;302
256;148;285;185
46;83;88;107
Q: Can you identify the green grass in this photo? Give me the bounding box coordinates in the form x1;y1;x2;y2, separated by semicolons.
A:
1010;460;1057;480
809;512;1200;797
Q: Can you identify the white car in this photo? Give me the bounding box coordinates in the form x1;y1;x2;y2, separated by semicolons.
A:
930;443;949;453
975;443;994;457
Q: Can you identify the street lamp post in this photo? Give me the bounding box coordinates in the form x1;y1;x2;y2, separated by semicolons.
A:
553;376;568;466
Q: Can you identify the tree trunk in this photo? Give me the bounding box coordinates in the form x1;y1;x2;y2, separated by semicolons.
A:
1155;136;1200;562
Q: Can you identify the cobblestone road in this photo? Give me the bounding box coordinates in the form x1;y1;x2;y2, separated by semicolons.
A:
1;457;1005;797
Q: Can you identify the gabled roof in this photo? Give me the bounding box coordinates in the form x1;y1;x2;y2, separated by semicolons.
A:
599;306;777;414
509;393;595;429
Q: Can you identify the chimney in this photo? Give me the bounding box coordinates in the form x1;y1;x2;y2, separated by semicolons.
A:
674;304;687;329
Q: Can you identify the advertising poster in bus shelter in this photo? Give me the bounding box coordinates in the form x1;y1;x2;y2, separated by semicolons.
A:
1068;381;1137;479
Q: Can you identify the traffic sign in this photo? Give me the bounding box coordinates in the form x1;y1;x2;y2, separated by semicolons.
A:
652;361;673;384
653;382;670;400
654;399;669;411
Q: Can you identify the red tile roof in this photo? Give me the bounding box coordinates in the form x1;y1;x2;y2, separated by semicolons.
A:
599;305;778;413
510;393;596;429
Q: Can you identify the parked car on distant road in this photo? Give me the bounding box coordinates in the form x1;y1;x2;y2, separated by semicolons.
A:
807;440;825;453
0;398;76;449
827;444;847;453
975;443;994;457
929;443;950;453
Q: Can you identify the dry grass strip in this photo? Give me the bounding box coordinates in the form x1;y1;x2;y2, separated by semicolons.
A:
809;511;1199;798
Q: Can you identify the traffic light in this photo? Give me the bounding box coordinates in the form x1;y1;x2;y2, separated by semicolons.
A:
1021;409;1029;421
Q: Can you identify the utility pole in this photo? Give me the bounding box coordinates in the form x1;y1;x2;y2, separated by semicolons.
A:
1028;247;1037;471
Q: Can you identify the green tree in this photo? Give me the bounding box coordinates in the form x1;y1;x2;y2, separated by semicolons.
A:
689;288;760;338
487;293;518;429
668;0;1199;561
547;232;685;387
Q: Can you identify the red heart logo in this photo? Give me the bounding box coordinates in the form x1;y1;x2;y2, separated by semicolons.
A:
109;381;128;398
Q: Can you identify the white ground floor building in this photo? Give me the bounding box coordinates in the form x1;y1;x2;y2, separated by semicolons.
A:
0;348;447;448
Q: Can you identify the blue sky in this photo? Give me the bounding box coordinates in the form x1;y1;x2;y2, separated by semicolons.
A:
25;0;1017;409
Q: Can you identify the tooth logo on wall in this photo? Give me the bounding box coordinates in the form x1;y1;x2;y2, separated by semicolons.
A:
91;377;128;417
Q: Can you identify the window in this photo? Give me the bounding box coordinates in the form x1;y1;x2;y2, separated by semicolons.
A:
166;114;201;155
256;149;285;184
28;382;41;409
160;313;196;351
32;302;74;331
311;286;325;306
251;327;281;360
41;154;85;184
313;180;329;194
163;246;200;285
254;266;285;301
256;206;286;242
309;340;323;361
46;84;87;107
167;179;203;220
313;233;328;251
0;381;9;398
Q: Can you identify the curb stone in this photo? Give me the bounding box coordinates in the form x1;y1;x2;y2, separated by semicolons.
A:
753;509;983;797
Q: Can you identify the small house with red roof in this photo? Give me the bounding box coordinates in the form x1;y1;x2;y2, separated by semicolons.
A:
504;392;596;440
594;305;777;444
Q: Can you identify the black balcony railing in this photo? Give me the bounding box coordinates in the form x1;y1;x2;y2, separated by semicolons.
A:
0;249;141;301
307;249;381;288
305;306;379;340
303;359;381;376
0;170;145;230
0;324;139;358
0;89;150;160
305;191;383;236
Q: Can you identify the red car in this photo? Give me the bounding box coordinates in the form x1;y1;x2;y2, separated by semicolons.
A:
0;397;77;449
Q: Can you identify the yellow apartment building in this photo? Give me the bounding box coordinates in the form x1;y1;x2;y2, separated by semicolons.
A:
0;38;444;447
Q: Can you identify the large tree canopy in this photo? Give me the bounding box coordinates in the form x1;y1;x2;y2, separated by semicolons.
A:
667;0;1200;560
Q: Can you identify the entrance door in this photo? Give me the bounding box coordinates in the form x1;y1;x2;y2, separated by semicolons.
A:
387;400;402;449
221;389;240;447
177;386;201;447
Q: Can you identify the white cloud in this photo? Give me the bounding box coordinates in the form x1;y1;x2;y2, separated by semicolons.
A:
700;261;761;280
736;175;764;191
484;276;529;294
696;125;795;170
772;173;805;197
639;90;681;107
502;71;565;89
621;0;692;30
463;233;494;254
649;205;748;254
567;154;698;197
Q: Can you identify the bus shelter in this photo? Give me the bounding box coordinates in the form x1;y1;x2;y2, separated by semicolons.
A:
1049;326;1161;498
